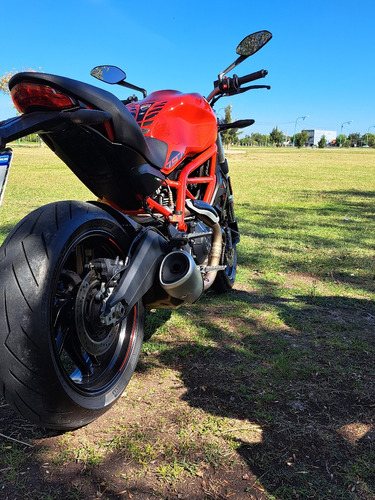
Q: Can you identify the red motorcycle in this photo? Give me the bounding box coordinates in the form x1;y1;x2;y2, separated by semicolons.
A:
0;30;271;429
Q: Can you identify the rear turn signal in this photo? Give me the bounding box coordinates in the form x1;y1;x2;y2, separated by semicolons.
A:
11;82;77;114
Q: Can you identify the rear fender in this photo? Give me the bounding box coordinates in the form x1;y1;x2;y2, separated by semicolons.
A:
88;201;142;234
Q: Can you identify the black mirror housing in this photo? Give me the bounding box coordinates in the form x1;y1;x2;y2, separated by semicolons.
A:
90;66;126;85
236;31;272;57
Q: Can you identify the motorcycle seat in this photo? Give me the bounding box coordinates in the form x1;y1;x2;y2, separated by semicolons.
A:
9;72;167;169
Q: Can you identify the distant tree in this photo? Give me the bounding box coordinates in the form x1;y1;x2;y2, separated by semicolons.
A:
220;104;239;147
301;130;310;145
269;126;284;146
337;134;350;147
318;134;326;148
251;132;264;146
294;133;302;147
0;71;16;95
1;68;39;97
238;134;252;146
363;133;375;147
294;130;309;148
348;132;361;147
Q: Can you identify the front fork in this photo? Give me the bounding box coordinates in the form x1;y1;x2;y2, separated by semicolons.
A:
216;129;225;164
214;132;239;245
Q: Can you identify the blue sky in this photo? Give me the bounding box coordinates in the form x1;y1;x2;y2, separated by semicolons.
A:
1;0;374;138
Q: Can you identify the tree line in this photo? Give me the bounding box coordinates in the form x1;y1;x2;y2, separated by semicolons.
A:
234;130;375;148
220;106;375;148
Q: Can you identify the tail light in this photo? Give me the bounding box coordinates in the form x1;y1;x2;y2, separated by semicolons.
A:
11;82;78;114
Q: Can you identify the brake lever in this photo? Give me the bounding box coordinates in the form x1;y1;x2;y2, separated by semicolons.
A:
237;84;271;93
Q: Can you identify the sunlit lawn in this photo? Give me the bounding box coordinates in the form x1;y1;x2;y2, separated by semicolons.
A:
0;145;374;499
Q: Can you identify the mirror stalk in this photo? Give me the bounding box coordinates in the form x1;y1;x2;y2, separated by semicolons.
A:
218;54;247;82
118;80;147;98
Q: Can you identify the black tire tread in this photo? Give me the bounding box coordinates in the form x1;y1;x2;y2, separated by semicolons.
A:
0;201;143;429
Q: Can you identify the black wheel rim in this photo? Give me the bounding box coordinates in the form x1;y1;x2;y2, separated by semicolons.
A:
52;230;136;396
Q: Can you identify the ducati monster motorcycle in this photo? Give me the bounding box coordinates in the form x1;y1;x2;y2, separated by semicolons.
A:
0;31;272;429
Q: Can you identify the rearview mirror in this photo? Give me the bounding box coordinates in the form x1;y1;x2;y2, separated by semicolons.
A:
90;65;126;84
236;31;273;57
218;30;272;81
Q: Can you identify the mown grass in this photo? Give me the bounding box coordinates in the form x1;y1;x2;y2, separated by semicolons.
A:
0;145;374;499
231;148;374;292
0;145;91;244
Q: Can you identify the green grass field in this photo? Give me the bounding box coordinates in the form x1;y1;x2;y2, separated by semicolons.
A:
0;146;374;499
232;147;374;293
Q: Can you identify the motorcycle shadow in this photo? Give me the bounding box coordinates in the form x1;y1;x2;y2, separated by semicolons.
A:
145;287;375;497
0;286;373;498
144;309;172;342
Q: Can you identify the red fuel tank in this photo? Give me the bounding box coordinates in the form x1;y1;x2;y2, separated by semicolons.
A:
127;90;217;174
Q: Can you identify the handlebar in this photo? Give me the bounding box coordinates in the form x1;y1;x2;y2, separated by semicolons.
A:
236;69;268;86
208;68;269;105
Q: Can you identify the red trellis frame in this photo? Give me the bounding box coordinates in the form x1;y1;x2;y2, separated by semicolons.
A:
126;143;217;231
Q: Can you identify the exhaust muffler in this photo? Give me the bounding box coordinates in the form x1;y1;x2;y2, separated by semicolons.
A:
159;250;203;303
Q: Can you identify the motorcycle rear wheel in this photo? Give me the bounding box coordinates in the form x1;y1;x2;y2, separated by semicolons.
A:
0;201;144;430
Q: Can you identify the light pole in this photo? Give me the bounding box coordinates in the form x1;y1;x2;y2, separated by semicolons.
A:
366;125;375;147
339;120;353;148
292;115;309;147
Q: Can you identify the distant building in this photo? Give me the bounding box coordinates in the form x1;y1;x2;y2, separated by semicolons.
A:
306;130;337;146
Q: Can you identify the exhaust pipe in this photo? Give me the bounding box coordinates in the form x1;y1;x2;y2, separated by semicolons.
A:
185;199;223;291
203;221;222;290
159;250;203;303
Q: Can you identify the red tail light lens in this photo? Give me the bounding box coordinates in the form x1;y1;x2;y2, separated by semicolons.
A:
11;82;77;114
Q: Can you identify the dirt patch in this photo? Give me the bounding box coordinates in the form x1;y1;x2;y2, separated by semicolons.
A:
0;366;268;499
1;277;374;499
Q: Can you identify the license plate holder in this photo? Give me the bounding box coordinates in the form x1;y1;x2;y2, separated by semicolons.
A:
0;148;13;206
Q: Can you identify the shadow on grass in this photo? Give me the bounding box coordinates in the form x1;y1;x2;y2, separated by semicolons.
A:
318;189;375;199
144;287;375;498
0;285;374;498
236;188;375;295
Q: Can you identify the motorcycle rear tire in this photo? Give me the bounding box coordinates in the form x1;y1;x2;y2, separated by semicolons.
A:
0;201;144;430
